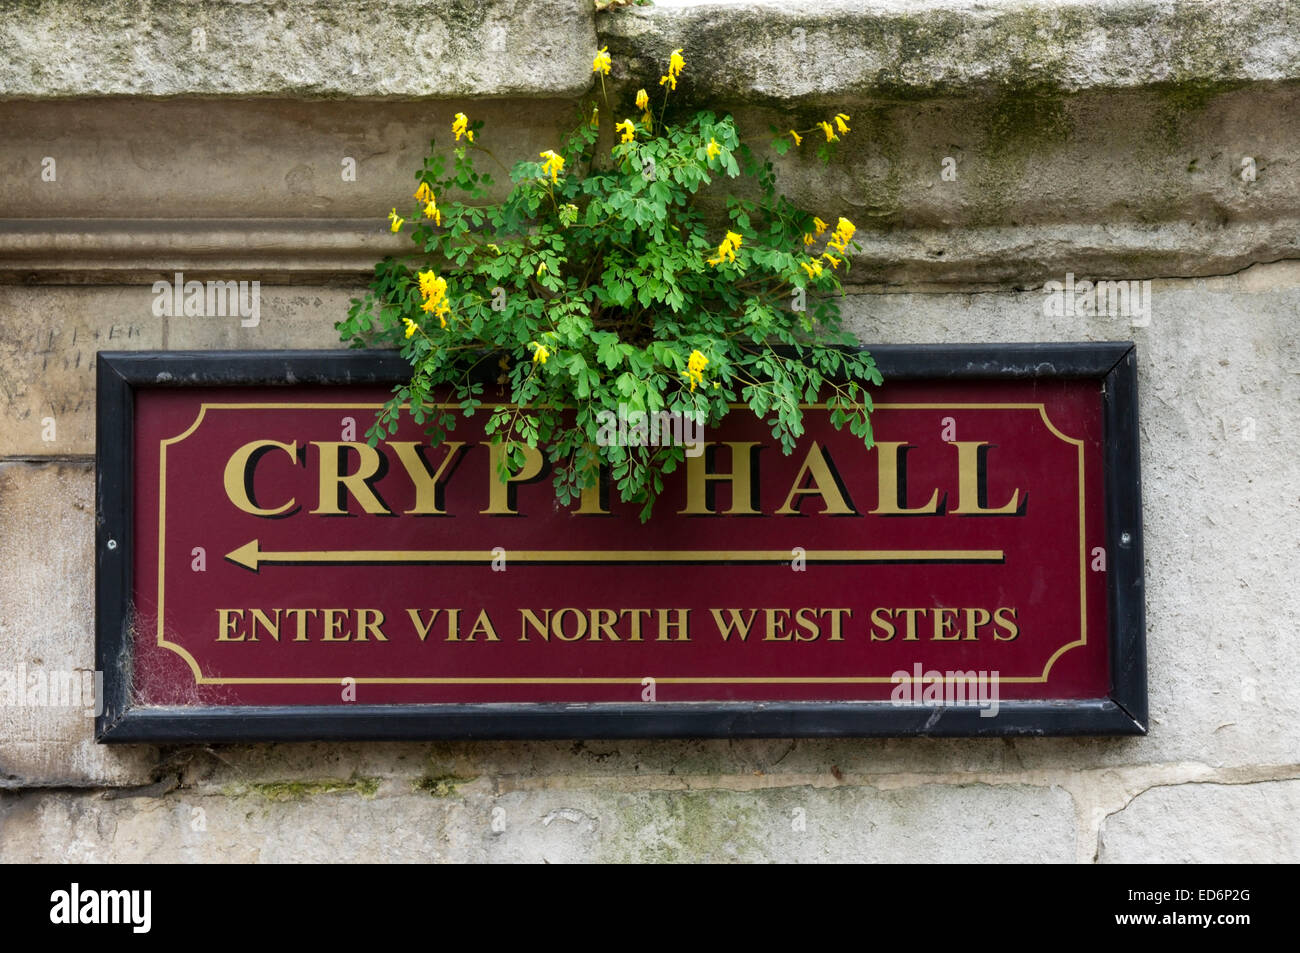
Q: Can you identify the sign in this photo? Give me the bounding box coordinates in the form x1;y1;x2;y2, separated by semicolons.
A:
95;345;1146;740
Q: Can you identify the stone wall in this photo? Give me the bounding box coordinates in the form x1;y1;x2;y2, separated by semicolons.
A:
1;0;1296;863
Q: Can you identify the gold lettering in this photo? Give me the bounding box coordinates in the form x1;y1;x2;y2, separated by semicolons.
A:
963;607;991;641
321;608;351;641
657;608;690;641
793;607;821;641
821;607;850;641
951;442;1021;515
932;607;961;640
519;608;549;641
248;608;281;642
216;608;245;641
869;607;895;641
444;607;462;641
993;606;1020;640
285;608;318;641
408;608;441;642
589;608;619;641
466;609;499;642
897;607;924;641
552;607;588;642
711;608;758;642
223;440;298;517
762;608;793;641
356;608;387;641
775;442;856;515
620;608;650;641
574;476;610;515
310;442;391;515
869;443;943;515
389;442;466;515
678;442;760;515
482;443;544;515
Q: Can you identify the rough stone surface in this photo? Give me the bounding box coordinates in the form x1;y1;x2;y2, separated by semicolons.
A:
0;463;157;787
1099;780;1300;863
0;0;597;100
602;0;1300;102
0;286;350;457
0;99;578;222
5;81;1298;286
0;780;1075;863
4;1;1298;101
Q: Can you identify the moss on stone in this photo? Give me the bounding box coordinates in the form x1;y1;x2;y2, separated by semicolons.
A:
966;90;1074;227
231;777;381;801
413;774;475;797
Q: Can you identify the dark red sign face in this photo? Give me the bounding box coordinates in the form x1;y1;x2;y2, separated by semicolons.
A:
131;378;1109;707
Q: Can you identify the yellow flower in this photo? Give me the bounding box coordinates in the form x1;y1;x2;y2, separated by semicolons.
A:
452;112;473;143
706;137;721;160
641;111;653;131
835;112;851;134
388;208;403;232
616;119;636;143
706;230;743;266
686;349;709;392
536;261;548;277
532;343;550;365
590;106;599;127
813;216;828;236
539;150;565;184
418;271;451;328
421;301;450;329
635;89;649;110
819;121;838;142
826;217;856;253
418;269;439;298
659;47;685;90
802;233;815;246
789;129;803;146
593;47;611;75
420;297;450;329
822;252;841;269
419;187;440;223
403;317;418;339
801;259;824;279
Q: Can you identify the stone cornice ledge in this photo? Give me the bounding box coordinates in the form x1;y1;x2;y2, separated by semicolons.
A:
602;0;1300;104
0;0;598;100
1;0;1297;101
4;218;1297;288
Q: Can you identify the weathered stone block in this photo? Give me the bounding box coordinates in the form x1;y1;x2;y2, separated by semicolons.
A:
0;779;1076;863
1099;779;1300;862
0;0;597;100
0;286;356;457
0;463;156;787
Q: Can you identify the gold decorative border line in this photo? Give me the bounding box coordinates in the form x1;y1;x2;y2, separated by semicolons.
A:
153;402;1088;687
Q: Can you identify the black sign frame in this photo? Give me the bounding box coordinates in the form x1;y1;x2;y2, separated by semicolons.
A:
95;343;1146;742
